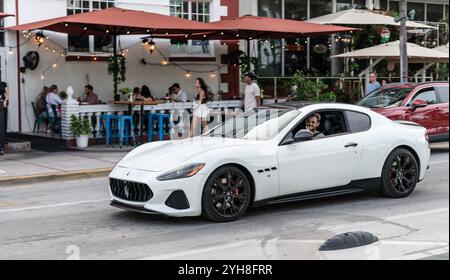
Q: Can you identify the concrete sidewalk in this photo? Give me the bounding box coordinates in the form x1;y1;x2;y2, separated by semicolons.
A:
0;146;133;186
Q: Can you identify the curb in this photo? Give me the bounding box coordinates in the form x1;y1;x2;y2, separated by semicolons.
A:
0;168;112;186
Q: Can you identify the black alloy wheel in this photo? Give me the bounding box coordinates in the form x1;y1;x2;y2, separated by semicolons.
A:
202;166;251;222
381;148;419;198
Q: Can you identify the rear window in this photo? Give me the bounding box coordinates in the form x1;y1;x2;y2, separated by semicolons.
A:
346;111;371;133
436;86;449;103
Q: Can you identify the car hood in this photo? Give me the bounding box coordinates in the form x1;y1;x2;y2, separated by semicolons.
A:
117;137;258;172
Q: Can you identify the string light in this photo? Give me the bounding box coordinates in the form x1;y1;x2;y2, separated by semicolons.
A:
8;48;13;55
148;40;156;54
35;32;45;46
209;72;216;78
185;71;192;78
161;58;169;65
52;63;57;68
41;75;45;80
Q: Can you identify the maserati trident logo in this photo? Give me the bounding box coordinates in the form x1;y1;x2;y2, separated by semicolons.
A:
123;182;130;199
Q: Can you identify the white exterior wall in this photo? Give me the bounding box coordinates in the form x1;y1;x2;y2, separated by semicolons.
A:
1;0;229;133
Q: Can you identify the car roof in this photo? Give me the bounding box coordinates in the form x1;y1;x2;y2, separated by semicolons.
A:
382;81;448;90
264;101;326;110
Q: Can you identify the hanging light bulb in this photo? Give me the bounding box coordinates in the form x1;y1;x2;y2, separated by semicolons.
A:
148;40;156;54
142;38;149;46
209;72;216;78
161;58;169;65
8;48;13;55
52;63;57;68
185;71;192;78
41;75;45;80
35;32;45;46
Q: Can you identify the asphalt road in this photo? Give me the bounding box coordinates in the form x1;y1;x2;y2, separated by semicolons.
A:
0;146;448;260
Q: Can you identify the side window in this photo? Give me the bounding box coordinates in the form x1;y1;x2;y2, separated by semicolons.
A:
436;86;449;103
410;88;438;105
346;111;371;133
288;110;349;141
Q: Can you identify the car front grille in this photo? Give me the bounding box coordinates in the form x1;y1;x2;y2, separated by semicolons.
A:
110;178;153;202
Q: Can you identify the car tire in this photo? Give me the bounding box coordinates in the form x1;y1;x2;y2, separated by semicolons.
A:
380;148;419;198
201;166;252;222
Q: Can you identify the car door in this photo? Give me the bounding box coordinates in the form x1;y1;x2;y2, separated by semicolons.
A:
407;87;443;136
435;85;449;135
277;110;364;195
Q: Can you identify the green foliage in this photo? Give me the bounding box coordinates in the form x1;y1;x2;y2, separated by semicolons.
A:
287;71;336;102
107;55;127;96
436;64;449;80
239;55;260;76
70;115;91;137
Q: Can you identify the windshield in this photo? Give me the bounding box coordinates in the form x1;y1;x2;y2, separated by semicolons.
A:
206;108;299;141
358;87;412;108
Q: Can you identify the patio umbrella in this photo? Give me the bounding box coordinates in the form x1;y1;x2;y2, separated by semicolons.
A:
332;41;449;94
433;43;449;54
159;15;357;69
332;40;449;63
0;12;14;20
7;7;218;97
306;9;435;30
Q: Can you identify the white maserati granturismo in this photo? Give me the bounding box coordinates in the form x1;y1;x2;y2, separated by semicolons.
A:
109;102;430;222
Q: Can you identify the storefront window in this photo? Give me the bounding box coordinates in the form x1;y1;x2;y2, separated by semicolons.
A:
170;0;212;56
353;0;366;9
427;4;444;23
310;0;332;18
285;0;307;20
337;0;352;12
378;0;388;11
407;2;424;22
66;0;115;53
258;0;282;19
389;1;399;13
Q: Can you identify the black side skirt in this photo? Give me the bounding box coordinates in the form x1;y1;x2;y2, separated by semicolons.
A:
252;178;381;208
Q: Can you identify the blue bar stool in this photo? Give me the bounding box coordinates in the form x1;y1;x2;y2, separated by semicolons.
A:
115;115;137;148
98;114;118;145
148;113;171;142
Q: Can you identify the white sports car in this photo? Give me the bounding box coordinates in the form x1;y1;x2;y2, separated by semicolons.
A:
109;102;430;222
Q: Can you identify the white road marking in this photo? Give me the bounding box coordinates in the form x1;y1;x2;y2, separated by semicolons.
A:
430;160;449;165
140;239;261;260
0;199;109;214
389;246;449;260
318;207;449;232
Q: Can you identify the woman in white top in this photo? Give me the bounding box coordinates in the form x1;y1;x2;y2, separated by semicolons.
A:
190;78;210;137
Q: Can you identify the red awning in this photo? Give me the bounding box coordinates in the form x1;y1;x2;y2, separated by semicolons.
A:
6;7;216;36
0;12;14;20
162;15;358;40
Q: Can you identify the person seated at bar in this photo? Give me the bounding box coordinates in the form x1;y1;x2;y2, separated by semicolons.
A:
78;85;99;104
170;83;188;102
46;84;62;118
36;86;50;118
140;85;155;102
133;87;142;100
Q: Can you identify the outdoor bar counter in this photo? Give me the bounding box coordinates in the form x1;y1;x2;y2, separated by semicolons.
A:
60;94;242;142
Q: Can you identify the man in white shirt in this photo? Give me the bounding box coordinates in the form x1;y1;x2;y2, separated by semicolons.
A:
170;83;188;102
243;72;261;111
46;84;63;118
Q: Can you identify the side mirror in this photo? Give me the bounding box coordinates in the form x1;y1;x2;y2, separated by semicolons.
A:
294;129;314;142
412;99;428;110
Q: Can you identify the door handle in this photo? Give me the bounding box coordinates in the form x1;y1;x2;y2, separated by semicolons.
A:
345;143;359;148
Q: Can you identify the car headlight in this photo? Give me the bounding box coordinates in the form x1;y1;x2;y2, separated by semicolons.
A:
157;163;206;181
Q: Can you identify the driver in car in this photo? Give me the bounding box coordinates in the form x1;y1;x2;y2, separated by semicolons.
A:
305;113;325;139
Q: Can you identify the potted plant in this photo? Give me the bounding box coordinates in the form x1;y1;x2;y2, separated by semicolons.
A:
119;87;133;101
70;115;91;148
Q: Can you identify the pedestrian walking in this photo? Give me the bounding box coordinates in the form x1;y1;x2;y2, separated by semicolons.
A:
0;81;9;156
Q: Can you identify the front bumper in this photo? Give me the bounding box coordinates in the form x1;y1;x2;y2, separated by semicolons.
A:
108;166;207;217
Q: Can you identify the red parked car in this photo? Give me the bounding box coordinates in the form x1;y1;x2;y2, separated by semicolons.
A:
358;82;449;143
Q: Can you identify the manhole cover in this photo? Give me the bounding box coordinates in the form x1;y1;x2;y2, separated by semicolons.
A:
319;231;379;251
